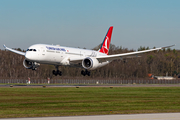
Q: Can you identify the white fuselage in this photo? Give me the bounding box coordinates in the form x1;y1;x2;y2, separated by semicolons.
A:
25;44;108;68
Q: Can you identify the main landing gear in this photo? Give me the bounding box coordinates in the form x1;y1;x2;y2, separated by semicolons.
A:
81;70;90;76
52;66;62;76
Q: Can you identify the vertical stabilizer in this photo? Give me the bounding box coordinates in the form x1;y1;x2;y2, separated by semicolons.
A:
98;26;113;55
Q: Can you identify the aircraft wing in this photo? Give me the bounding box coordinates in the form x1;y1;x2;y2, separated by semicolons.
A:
96;45;175;62
3;44;26;56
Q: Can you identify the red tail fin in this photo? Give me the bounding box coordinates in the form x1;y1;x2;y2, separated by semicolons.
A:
98;26;113;55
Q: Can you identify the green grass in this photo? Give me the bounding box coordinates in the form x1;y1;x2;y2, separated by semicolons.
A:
0;87;180;118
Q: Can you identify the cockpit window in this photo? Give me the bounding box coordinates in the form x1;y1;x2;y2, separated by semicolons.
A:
27;49;37;52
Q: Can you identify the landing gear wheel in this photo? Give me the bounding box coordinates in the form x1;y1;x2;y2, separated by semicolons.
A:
81;70;90;76
81;70;84;75
57;70;62;76
52;70;55;74
81;70;85;76
32;68;37;71
87;71;90;76
52;67;62;76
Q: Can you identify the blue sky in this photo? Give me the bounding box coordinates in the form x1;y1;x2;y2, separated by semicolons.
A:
0;0;180;50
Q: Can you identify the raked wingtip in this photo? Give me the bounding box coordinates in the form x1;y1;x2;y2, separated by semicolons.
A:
3;44;6;48
162;44;175;49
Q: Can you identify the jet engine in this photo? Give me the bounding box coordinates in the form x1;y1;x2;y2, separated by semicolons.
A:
23;59;40;70
82;57;100;70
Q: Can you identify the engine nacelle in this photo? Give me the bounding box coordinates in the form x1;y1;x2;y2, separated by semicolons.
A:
82;57;101;70
23;59;40;69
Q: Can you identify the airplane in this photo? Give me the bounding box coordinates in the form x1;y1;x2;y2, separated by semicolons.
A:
3;26;174;76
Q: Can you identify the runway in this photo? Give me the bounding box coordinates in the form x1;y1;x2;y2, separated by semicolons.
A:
1;113;180;120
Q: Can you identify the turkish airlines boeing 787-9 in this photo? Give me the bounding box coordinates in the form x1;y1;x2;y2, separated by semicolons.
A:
3;26;174;76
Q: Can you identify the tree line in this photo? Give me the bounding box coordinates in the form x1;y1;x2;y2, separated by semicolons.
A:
0;45;179;79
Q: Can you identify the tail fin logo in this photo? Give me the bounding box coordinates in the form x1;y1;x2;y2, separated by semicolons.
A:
104;36;109;51
98;26;113;55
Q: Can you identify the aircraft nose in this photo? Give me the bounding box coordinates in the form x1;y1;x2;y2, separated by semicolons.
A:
25;52;32;60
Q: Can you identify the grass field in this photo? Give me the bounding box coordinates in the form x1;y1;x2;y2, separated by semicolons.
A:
0;86;180;118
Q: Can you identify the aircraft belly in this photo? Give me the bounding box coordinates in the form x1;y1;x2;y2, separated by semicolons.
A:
38;52;64;65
